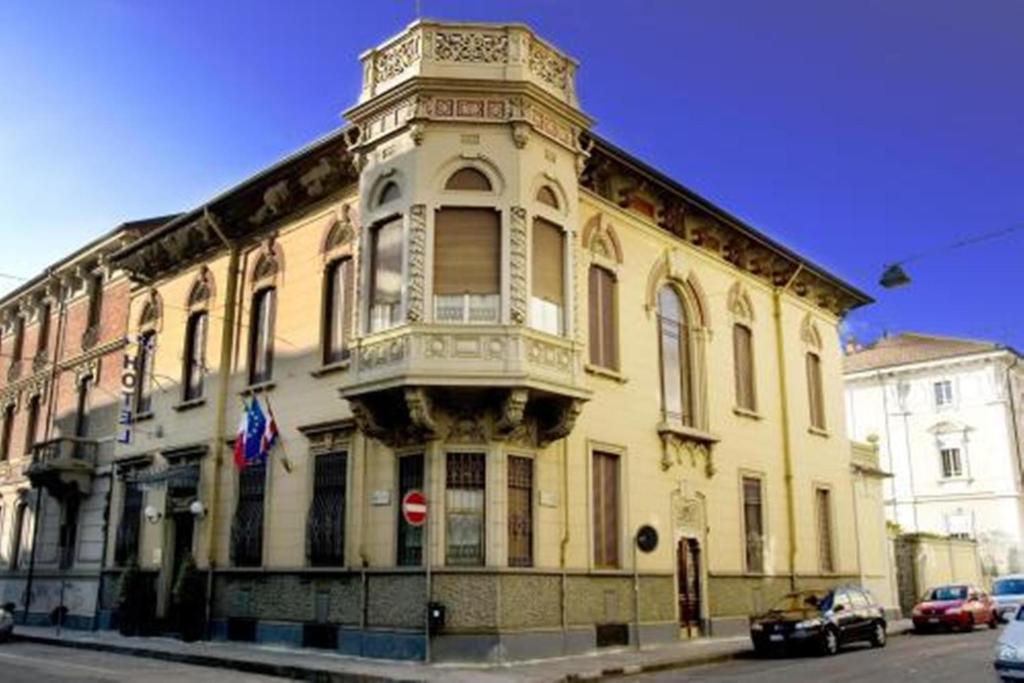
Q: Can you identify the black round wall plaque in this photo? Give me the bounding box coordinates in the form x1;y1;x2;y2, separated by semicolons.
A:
636;525;659;553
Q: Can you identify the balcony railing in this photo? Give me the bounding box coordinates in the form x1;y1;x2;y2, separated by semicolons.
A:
28;437;99;473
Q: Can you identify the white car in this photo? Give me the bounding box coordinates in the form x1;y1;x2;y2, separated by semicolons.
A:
995;576;1024;623
0;604;13;643
997;606;1024;680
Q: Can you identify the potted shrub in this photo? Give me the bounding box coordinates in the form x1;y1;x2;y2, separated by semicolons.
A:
116;563;146;636
172;554;206;642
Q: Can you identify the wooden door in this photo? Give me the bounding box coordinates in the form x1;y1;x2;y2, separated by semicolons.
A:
677;538;702;636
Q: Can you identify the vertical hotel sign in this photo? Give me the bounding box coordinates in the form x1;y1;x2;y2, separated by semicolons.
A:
117;334;144;444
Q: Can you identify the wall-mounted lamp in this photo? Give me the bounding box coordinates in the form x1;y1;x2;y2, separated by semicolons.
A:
188;500;207;520
143;505;163;525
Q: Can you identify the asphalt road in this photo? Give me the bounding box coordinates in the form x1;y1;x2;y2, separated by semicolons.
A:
625;626;1002;681
0;641;283;682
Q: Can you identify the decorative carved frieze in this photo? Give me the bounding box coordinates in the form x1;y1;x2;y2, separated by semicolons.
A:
374;31;421;84
404;387;439;437
509;207;528;323
358;336;407;369
434;30;509;63
407;205;427;322
538;398;584;447
528;39;570;94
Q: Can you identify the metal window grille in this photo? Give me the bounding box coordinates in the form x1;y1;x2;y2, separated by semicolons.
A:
816;488;834;573
742;477;764;573
445;452;485;566
114;483;143;566
397;454;424;566
308;452;347;566
507;456;533;567
231;463;266;567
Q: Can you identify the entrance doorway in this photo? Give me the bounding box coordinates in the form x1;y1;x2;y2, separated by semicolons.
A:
165;512;195;632
677;538;702;637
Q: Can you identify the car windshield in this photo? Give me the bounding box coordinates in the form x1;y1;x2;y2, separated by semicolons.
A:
768;591;831;613
927;586;967;601
994;579;1024;596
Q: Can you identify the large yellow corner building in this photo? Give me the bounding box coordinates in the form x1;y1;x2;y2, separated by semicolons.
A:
33;21;891;661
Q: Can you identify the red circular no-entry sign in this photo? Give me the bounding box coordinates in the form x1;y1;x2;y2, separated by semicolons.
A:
402;490;427;527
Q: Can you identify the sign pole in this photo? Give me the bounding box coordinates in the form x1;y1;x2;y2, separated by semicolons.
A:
424;492;431;664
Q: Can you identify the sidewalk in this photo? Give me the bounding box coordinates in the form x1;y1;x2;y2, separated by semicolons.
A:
12;620;913;682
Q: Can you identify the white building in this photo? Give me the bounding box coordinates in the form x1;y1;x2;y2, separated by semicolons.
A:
844;333;1024;576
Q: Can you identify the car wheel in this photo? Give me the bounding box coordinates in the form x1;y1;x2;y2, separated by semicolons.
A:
869;621;887;648
964;613;974;632
990;612;999;630
820;628;839;656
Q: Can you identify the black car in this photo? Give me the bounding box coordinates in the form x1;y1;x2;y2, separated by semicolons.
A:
750;587;887;656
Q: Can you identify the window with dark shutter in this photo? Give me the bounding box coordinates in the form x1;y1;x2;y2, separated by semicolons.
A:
446;452;485;566
248;288;275;385
592;451;620;568
507;456;533;567
73;378;90;438
24;395;40;455
37;302;51;355
588;265;618;370
397;454;424;566
531;218;565;335
369;219;403;332
806;352;825;429
231;463;266;567
733;324;756;411
433;208;501;323
9;502;26;569
87;273;104;329
323;258;353;364
308;452;347;566
135;331;155;413
0;404;14;461
743;477;765;573
115;482;143;566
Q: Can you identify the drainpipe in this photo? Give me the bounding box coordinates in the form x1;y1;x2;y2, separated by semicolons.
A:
772;264;803;591
1006;356;1023;488
559;438;570;636
201;209;239;636
876;371;897;521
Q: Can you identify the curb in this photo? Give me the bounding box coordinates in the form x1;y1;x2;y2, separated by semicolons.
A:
12;632;425;683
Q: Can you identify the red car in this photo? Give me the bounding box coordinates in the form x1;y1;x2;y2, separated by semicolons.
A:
912;584;999;632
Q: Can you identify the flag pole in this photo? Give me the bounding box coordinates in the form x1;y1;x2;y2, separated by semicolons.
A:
262;393;292;473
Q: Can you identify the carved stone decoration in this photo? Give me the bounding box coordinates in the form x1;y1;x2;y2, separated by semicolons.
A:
727;282;755;322
495;388;529;436
407;205;427;322
348;398;388;442
800;314;823;350
434;30;509;63
660;431;715;478
404;387;439;438
374;31;421;83
81;324;99;351
299;158;337;198
446;412;489;444
511;122;530;149
538;398;584;447
249;181;292;226
528;39;569;94
509;206;528;323
73;358;100;385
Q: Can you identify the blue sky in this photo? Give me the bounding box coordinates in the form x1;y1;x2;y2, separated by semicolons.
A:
1;1;1021;348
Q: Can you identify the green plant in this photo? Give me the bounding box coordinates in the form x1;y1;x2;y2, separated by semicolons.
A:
172;554;206;642
116;563;147;636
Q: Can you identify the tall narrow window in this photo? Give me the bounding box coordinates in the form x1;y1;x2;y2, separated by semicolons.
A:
11;315;24;364
588;265;618;370
531;218;565;335
231;463;266;567
248;288;275;385
87;273;104;329
940;447;963;478
183;312;208;401
24;394;40;455
9;502;26;569
446;452;485;566
58;495;80;570
396;454;424;566
592;451;620;568
816;488;834;573
114;482;143;566
36;302;51;356
733;323;756;411
806;352;826;430
0;404;13;461
433;208;501;324
507;456;533;567
323;258;353;364
73;378;90;438
658;286;693;426
742;476;765;573
308;452;347;566
369;218;403;332
135;332;155;414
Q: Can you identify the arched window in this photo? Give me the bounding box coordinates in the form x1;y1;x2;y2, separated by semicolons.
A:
445;167;492;192
530;218;565;335
378;181;401;205
657;286;693;426
183;311;208;401
248;288;276;385
323;258;353;363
